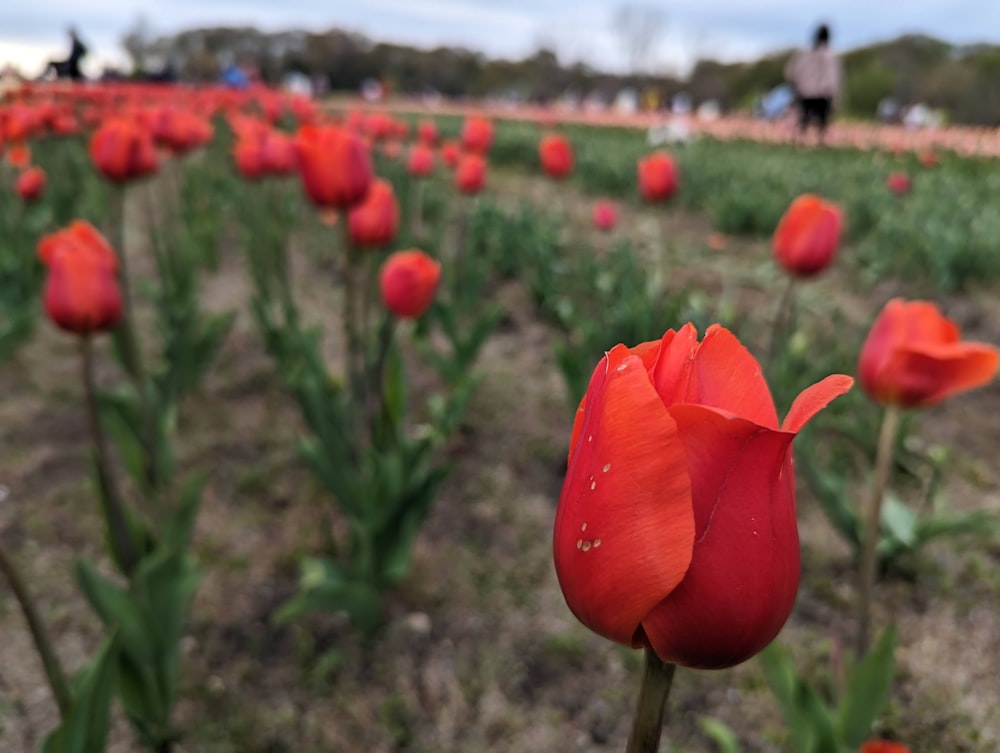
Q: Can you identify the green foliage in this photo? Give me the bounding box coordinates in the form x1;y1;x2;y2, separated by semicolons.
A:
42;637;119;753
760;627;897;753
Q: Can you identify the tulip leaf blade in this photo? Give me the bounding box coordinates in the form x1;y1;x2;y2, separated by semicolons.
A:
838;625;897;748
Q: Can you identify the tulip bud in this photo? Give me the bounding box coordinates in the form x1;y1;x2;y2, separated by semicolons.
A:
461;116;494;154
295;124;373;209
637;151;678;201
592;200;619;232
455;154;487;195
380;249;441;319
89;118;158;183
348;179;400;249
15;166;46;203
772;194;842;278
407;144;435;178
539;134;574;179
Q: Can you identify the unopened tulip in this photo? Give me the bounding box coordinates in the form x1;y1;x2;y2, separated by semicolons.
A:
886;172;911;195
417;119;438;146
772;194;843;277
553;324;853;669
461;116;494;154
858;298;998;408
441;140;461;170
89;118;158;183
348;179;400;249
39;221;123;335
861;742;911;753
407;144;435;178
380;249;441;319
15;166;46;203
637;151;678;201
295;124;373;209
592;200;619;231
539;134;574;179
455;154;487;195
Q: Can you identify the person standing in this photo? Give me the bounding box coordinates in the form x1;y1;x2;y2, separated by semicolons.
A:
785;24;842;144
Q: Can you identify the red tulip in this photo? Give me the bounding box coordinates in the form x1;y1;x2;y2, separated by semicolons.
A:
553;324;853;669
295;124;373;209
380;249;441;319
5;141;31;169
772;194;843;277
637;151;678;201
858;298;998;408
592;200;619;231
417;119;438;146
539;133;574;179
441;140;461;170
861;742;911;753
348;179;400;248
407;144;435;178
89;118;158;183
886;172;911;195
461;116;494;154
15;166;46;203
151;106;213;154
39;221;123;335
455;153;487;195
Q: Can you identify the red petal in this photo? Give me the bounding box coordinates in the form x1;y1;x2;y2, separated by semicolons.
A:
884;342;998;407
641;405;799;668
554;348;695;647
654;324;779;429
781;374;854;433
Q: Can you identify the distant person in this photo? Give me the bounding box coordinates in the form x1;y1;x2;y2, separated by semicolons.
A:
46;27;88;81
784;23;842;144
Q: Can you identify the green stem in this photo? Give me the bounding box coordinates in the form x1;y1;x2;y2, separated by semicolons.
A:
768;275;797;367
856;404;902;656
0;541;72;718
411;178;425;238
626;649;677;753
342;226;364;433
82;336;139;575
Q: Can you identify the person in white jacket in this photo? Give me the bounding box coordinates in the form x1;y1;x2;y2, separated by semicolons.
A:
785;24;843;144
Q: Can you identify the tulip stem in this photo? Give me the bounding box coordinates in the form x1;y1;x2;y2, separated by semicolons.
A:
411;178;425;238
82;335;139;575
0;540;72;719
856;404;901;656
626;649;677;753
342;227;364;432
768;275;797;368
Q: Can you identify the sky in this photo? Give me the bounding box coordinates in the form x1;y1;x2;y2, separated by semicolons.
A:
0;1;995;79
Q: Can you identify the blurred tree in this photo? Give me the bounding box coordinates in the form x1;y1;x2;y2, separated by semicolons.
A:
613;3;667;74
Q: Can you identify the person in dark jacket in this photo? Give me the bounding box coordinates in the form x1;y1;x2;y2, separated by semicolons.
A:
47;27;88;81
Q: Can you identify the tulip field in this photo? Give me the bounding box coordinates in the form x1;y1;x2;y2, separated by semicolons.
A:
2;83;1000;753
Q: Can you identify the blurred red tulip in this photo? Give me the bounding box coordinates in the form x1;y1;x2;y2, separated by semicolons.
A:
295;124;373;209
554;324;852;668
455;153;487;195
89;118;158;183
441;140;461;169
858;298;998;408
861;742;911;753
5;141;31;169
15;166;46;203
417;119;438;146
39;221;123;335
886;172;911;195
407;144;435;178
461;116;494;154
348;179;400;248
637;151;678;201
592;200;619;231
539;133;574;179
380;249;441;319
772;194;843;277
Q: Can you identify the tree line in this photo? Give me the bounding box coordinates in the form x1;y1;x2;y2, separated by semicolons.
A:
127;25;1000;125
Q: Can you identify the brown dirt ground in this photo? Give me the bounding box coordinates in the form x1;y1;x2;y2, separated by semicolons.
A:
1;164;998;753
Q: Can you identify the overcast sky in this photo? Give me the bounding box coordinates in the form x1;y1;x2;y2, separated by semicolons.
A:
1;1;993;77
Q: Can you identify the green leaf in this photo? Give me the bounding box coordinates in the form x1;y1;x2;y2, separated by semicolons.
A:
274;557;384;634
75;561;155;662
838;625;897;748
880;495;918;548
162;474;206;553
699;717;741;753
42;636;119;753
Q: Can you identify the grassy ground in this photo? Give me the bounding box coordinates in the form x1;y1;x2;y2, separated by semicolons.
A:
1;157;998;753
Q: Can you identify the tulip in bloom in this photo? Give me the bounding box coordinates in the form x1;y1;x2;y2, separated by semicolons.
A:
858;298;998;408
15;166;46;203
417;119;438;146
553;324;853;669
637;151;678;201
348;179;400;249
38;221;123;335
407;144;435;178
89;118;158;183
380;250;441;319
861;741;911;753
455;153;487;195
539;133;574;179
592;200;619;232
772;194;843;277
461;116;494;154
295;124;373;209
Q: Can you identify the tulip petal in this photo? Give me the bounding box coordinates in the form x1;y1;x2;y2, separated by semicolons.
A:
641;405;798;668
781;374;855;433
654;324;779;429
554;346;695;647
884;343;998;406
